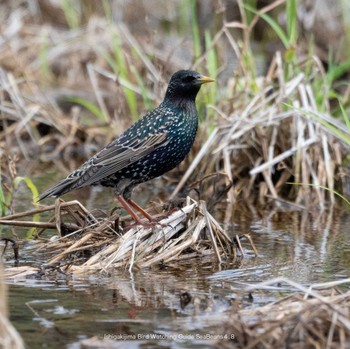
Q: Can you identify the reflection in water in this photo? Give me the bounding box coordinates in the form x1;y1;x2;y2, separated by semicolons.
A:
216;207;350;286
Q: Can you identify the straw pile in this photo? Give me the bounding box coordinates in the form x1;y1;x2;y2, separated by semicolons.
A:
1;197;257;273
223;278;350;349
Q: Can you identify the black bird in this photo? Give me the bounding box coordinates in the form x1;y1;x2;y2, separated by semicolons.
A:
38;70;214;226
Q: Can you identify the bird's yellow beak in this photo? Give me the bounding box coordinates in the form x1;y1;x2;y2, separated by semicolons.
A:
198;75;215;84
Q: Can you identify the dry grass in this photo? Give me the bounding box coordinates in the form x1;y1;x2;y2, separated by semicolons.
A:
222;278;350;349
0;1;349;212
1;198;257;272
0;6;161;161
0;1;349;273
174;54;349;209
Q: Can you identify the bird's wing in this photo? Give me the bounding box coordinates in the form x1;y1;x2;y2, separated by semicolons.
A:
71;132;170;187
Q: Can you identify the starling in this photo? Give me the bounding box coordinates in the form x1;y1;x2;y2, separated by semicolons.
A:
38;70;215;226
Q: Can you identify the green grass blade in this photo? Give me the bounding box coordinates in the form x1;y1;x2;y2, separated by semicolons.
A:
286;0;297;45
131;66;153;110
338;99;350;132
111;29;138;120
59;0;80;29
242;0;258;25
244;3;289;48
285;103;350;146
39;31;51;78
98;49;119;74
13;177;39;204
102;0;113;22
204;30;217;101
327;57;350;83
287;182;350;206
13;177;41;238
65;96;108;122
190;0;201;60
0;168;5;216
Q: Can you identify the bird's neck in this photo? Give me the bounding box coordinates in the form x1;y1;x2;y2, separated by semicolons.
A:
163;96;197;111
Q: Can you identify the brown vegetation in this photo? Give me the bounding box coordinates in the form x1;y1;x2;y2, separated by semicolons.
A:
223;278;350;349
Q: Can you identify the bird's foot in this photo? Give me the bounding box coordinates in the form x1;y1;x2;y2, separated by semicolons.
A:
124;218;167;229
145;208;178;224
116;195;180;229
125;211;182;229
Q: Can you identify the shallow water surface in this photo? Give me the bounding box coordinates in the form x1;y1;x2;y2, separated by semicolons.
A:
4;168;350;348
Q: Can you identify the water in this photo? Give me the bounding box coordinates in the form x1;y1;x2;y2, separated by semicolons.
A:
3;167;350;348
7;264;236;348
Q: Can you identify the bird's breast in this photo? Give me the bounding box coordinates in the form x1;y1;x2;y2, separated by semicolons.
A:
107;104;199;183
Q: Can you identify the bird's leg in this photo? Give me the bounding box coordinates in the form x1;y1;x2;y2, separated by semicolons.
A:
127;199;172;223
126;199;155;222
115;195;146;225
115;195;158;227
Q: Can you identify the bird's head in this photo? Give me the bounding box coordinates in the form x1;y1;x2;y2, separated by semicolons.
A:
165;70;215;103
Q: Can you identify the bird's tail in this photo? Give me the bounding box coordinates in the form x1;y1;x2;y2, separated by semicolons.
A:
37;177;80;202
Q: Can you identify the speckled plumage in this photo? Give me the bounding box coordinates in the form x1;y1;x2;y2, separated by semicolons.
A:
38;70;214;202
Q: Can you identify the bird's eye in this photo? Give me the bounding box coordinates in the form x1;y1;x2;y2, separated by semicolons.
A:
183;75;196;83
